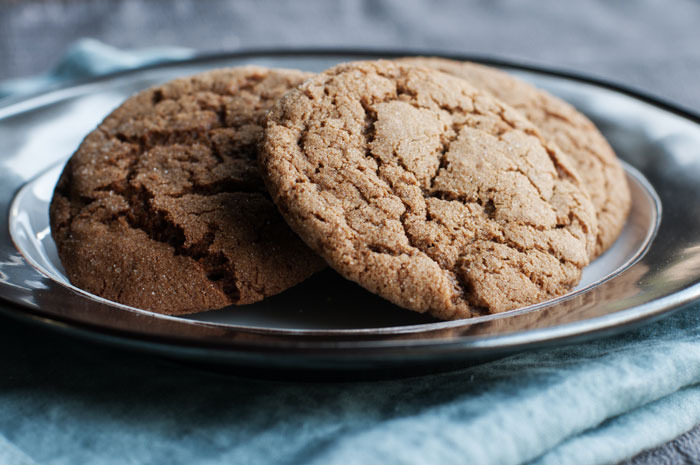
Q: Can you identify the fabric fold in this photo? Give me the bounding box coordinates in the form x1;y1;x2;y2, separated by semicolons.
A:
0;39;193;100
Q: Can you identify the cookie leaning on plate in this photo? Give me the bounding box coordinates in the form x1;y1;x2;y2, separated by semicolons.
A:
260;61;598;320
50;67;326;315
398;57;631;257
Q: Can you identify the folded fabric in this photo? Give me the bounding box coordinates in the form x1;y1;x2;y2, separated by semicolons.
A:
1;39;699;465
0;38;193;100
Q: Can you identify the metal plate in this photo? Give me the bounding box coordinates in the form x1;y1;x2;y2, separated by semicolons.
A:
0;50;696;372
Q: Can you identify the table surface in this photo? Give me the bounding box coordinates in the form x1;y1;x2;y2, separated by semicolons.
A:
1;0;699;463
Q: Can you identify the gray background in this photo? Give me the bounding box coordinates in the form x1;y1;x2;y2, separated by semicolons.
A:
2;0;700;113
1;0;699;463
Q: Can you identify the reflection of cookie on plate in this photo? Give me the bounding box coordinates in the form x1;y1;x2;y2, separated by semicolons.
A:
50;67;326;315
260;61;598;320
399;57;630;257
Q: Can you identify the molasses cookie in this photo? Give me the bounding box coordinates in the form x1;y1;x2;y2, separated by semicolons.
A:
260;61;598;320
398;57;630;257
50;67;325;315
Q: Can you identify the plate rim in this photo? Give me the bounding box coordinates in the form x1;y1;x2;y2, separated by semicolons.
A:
8;160;661;337
0;48;697;363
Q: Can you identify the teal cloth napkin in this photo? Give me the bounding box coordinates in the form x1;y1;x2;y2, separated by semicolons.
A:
2;39;700;465
0;39;193;100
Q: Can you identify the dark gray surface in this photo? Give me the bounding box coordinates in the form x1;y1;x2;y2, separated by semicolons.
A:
624;426;700;465
1;0;700;463
2;0;700;112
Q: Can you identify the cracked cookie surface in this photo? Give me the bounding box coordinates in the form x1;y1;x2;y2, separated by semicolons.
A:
260;61;598;319
50;67;325;315
399;57;630;257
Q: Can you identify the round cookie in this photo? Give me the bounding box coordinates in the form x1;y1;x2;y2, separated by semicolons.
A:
398;57;630;257
260;61;598;320
50;67;326;315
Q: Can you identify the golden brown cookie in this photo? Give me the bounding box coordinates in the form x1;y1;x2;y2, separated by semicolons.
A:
50;67;326;315
260;61;598;320
398;57;630;257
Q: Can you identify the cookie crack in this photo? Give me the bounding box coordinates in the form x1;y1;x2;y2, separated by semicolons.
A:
391;92;579;255
122;184;241;301
427;123;461;192
114;127;216;151
539;104;590;132
359;89;556;306
504;164;552;213
455;229;574;311
396;81;472;116
359;97;474;303
234;74;267;94
458;252;551;310
151;84;260;104
358;100;421;258
494;105;521;133
166;183;270;200
85;132;243;302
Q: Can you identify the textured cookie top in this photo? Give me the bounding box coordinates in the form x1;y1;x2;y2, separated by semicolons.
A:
399;57;630;257
261;61;598;319
50;67;325;315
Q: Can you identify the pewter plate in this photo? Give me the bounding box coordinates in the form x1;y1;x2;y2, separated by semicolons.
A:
0;51;696;373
